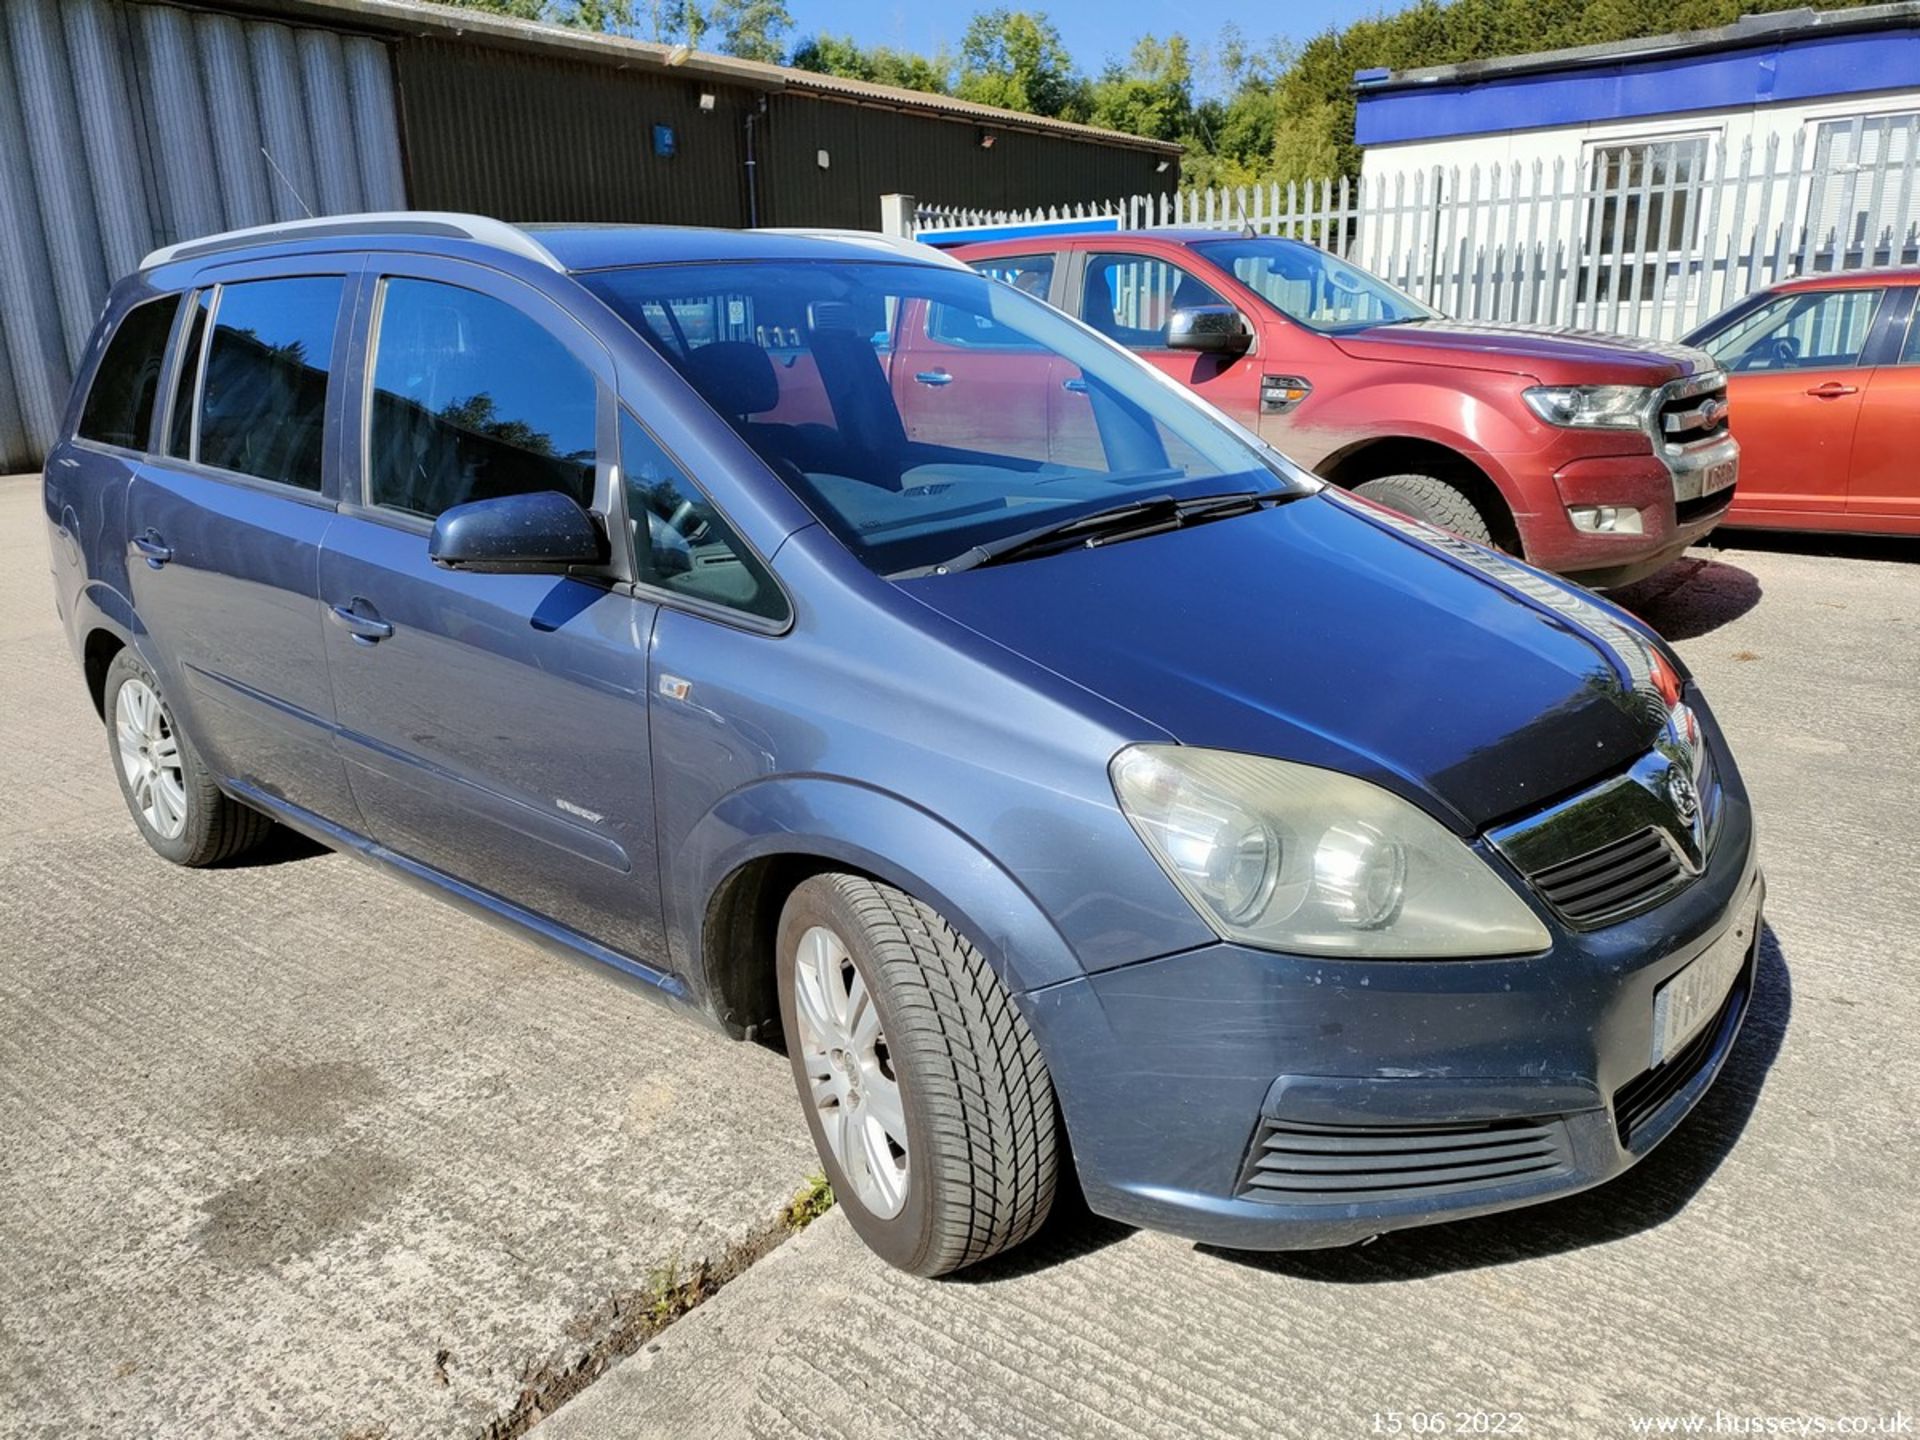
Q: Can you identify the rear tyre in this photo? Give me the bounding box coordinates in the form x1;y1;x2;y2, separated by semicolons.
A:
1353;472;1495;547
103;650;273;867
776;873;1057;1277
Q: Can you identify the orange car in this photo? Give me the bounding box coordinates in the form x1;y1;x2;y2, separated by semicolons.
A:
1685;269;1920;535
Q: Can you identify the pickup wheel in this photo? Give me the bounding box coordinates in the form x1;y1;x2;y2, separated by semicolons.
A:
103;650;274;867
1353;473;1495;547
776;873;1058;1277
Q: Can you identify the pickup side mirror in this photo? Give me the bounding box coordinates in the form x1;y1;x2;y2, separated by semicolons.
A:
429;490;607;574
1167;305;1253;356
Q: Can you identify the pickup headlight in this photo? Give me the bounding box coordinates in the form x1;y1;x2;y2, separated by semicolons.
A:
1111;746;1551;958
1522;384;1651;429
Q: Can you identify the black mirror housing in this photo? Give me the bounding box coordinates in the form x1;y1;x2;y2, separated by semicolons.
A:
429;490;607;574
1166;305;1253;356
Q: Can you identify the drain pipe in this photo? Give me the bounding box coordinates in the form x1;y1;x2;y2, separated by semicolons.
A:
744;95;767;227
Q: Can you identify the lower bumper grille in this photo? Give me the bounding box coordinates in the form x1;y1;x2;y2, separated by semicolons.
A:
1613;950;1753;1146
1677;488;1735;526
1236;1117;1573;1206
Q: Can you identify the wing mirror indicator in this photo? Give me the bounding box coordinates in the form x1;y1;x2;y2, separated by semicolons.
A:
1261;375;1313;414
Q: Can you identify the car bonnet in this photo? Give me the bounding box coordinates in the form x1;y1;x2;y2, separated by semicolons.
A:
897;491;1676;834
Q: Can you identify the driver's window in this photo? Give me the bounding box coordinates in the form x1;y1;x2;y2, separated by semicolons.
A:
368;278;596;519
620;408;787;623
1080;254;1225;350
1704;288;1885;372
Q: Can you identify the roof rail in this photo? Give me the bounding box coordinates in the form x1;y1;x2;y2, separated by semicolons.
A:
754;228;970;270
141;212;565;273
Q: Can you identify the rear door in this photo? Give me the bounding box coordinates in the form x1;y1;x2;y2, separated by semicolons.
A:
1706;285;1887;519
894;253;1059;463
125;260;362;827
318;255;670;971
1846;286;1920;527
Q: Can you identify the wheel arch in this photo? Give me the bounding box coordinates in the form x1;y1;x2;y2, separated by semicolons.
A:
676;778;1085;1042
1319;436;1523;555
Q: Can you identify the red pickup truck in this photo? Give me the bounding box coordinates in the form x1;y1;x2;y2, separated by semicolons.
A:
946;231;1739;588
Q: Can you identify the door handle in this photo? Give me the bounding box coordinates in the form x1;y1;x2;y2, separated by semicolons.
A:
132;530;173;568
913;370;953;387
328;600;394;645
1061;377;1089;394
1805;381;1859;398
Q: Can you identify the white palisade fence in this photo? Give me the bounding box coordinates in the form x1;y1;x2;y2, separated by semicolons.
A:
916;125;1920;340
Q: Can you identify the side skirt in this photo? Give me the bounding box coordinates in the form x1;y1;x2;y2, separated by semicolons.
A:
224;778;711;1026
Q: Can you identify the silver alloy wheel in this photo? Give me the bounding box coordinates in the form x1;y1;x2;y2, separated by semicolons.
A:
115;677;188;841
792;924;909;1218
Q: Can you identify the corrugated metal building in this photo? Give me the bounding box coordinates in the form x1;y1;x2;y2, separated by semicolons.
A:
0;0;1180;471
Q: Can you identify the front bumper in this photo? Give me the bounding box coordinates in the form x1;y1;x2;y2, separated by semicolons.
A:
1523;432;1739;588
1028;748;1760;1253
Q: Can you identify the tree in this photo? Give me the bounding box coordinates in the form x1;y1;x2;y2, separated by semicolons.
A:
955;9;1085;119
789;33;952;93
1083;35;1193;143
707;0;792;62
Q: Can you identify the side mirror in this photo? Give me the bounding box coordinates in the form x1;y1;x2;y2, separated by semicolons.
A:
1167;305;1253;356
429;490;607;574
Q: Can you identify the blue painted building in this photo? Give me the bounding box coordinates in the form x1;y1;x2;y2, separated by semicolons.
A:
1353;3;1920;278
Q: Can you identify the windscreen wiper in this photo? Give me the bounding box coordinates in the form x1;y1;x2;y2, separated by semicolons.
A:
918;490;1296;576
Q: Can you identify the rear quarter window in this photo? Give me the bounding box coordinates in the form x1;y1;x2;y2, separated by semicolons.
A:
78;296;179;451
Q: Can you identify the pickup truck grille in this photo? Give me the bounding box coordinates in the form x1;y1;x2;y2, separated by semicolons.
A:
1657;373;1730;447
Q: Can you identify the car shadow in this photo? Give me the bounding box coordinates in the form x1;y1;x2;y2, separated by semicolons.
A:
1201;922;1791;1284
215;826;331;868
1709;526;1920;566
1608;554;1763;642
963;924;1791;1285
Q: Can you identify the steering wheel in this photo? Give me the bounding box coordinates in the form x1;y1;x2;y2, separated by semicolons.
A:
1765;335;1802;367
666;498;710;544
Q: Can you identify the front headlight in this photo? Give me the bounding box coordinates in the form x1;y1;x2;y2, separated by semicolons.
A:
1522;384;1651;429
1111;746;1551;958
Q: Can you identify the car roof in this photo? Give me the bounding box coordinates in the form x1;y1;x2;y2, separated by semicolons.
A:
1769;266;1920;293
139;212;965;277
952;228;1273;255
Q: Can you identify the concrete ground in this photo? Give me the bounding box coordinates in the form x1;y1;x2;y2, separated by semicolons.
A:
0;469;819;1437
541;532;1920;1439
4;454;1916;1439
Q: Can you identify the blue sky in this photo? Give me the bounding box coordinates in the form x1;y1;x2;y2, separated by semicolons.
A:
782;1;1385;88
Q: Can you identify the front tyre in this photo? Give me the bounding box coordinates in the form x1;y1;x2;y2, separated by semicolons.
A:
103;650;273;867
776;873;1058;1277
1353;472;1496;547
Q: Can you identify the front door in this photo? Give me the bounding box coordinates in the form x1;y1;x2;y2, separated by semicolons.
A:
125;263;361;826
318;258;668;970
1711;286;1886;520
1073;250;1264;428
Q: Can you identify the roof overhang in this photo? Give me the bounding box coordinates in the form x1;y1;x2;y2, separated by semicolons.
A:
149;0;1182;156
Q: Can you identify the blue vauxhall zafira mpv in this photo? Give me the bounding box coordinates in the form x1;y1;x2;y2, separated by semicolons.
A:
44;215;1762;1276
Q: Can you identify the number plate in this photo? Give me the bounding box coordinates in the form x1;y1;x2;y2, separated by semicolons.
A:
1702;458;1737;496
1651;886;1759;1067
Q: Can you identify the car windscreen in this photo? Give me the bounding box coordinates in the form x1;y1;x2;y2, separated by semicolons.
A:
1192;238;1435;334
579;260;1304;577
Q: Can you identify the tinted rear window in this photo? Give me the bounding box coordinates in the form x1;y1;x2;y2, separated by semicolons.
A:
197;277;343;490
78;297;178;450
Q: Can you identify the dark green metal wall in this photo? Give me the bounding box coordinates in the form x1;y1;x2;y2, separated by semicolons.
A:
393;41;1175;232
396;42;758;227
756;92;1174;229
